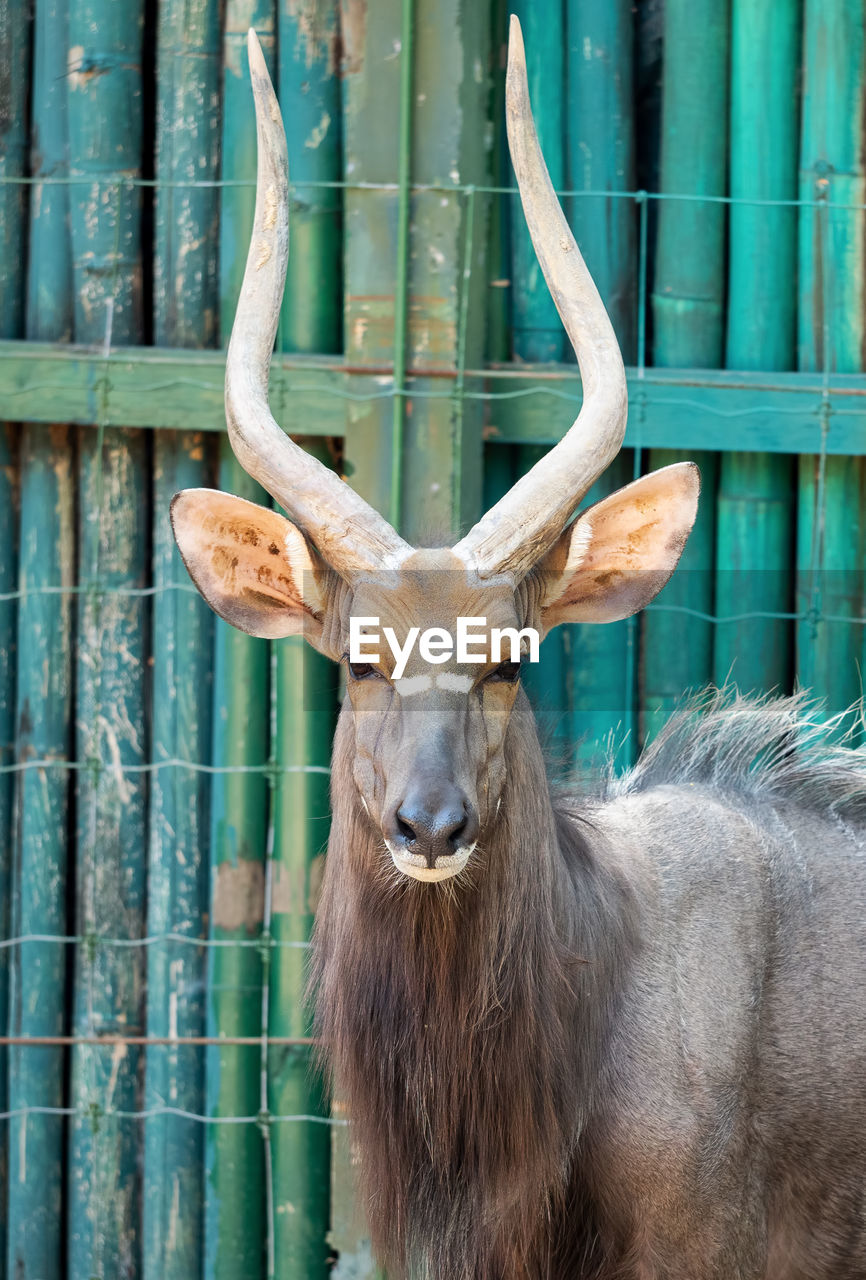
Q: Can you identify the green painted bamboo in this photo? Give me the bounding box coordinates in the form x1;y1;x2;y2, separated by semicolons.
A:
0;425;17;1280
486;1;511;366
0;0;30;341
651;0;729;367
70;426;149;1280
716;0;798;697
518;445;567;753
566;454;636;770
278;1;341;353
509;0;564;364
641;449;718;739
0;3;29;1267
566;0;636;360
266;8;343;1272
797;0;866;722
7;428;73;1280
562;0;637;767
144;3;221;1276
270;592;335;1279
205;7;274;1277
6;5;73;1272
643;0;728;740
66;2;147;1276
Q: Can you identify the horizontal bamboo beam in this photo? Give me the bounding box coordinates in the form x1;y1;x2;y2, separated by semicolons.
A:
1;341;866;454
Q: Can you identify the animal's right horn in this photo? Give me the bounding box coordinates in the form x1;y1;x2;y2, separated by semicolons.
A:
452;15;628;582
224;30;412;576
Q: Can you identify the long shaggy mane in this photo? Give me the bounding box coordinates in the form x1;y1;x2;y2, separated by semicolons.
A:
607;689;866;821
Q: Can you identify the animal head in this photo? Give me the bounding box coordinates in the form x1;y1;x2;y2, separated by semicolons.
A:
171;17;699;884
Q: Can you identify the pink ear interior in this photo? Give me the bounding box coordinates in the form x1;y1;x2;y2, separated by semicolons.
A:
170;488;326;641
540;462;700;628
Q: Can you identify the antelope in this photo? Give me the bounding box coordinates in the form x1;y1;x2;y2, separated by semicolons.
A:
171;19;866;1279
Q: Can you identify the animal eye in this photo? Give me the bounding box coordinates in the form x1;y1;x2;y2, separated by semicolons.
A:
347;660;380;681
488;660;521;683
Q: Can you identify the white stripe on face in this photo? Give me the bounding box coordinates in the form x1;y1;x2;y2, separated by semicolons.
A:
435;672;474;694
394;674;433;696
394;672;474;697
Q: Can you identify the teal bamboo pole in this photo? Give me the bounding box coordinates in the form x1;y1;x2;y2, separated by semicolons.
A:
716;0;799;696
518;443;567;754
566;0;636;358
7;431;73;1280
0;6;29;1267
66;3;147;1276
486;0;510;365
566;455;635;769
144;2;221;1277
266;7;342;1273
564;0;637;766
509;0;564;363
6;7;73;1272
270;551;335;1278
797;0;866;722
642;0;728;739
0;427;16;1280
0;0;30;340
205;6;274;1276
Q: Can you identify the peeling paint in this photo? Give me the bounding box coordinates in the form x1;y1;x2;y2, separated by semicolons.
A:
287;0;340;74
212;859;265;932
305;110;331;149
340;0;367;76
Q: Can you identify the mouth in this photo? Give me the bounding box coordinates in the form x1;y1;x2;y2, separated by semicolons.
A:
385;841;475;883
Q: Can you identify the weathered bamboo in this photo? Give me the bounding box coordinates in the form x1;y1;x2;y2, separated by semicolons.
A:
270;588;335;1277
266;6;342;1272
566;0;636;359
518;444;567;754
205;6;274;1276
642;0;728;739
797;0;866;723
564;0;637;764
66;3;147;1276
143;3;221;1276
715;0;798;697
7;430;73;1280
509;0;564;364
0;422;17;1280
0;3;30;1267
7;4;73;1273
566;454;635;769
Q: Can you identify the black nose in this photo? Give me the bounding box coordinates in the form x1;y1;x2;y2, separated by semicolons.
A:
385;785;479;868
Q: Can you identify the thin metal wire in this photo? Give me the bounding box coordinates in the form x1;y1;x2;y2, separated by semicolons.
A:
2;171;866;210
0;1104;345;1126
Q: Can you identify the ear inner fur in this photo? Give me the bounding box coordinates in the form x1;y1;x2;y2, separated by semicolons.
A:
170;488;327;641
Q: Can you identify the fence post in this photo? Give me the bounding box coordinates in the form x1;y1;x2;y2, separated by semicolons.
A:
797;0;866;723
642;0;729;738
0;1;30;1272
715;0;800;696
267;4;343;1274
144;1;221;1276
205;5;274;1277
66;2;148;1275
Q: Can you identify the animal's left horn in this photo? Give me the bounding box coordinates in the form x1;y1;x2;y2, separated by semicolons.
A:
452;15;627;581
224;30;412;576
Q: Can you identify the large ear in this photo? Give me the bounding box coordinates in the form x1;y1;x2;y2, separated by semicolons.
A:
538;462;700;631
171;489;329;644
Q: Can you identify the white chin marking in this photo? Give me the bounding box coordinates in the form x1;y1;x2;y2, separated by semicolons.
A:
385;840;475;883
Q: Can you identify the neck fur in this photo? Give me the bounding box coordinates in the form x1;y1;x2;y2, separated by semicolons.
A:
311;691;638;1278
